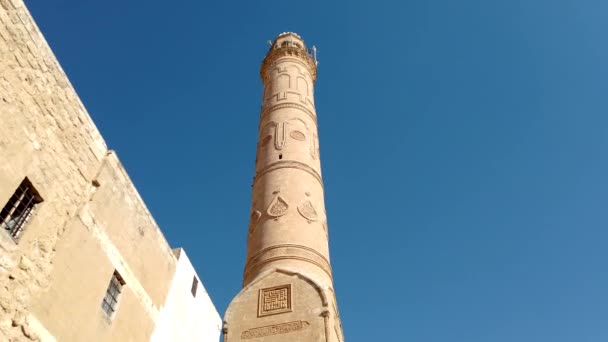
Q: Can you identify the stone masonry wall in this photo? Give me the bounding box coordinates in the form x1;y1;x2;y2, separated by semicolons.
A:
0;1;178;340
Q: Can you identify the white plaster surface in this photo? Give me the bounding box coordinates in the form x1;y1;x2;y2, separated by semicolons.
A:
151;249;221;342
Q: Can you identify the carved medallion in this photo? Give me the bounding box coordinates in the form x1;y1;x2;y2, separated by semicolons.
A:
290;130;305;141
267;195;289;217
298;200;318;222
258;284;292;317
248;210;261;234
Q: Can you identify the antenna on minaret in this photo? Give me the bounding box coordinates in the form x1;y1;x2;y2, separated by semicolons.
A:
312;45;318;65
266;40;272;46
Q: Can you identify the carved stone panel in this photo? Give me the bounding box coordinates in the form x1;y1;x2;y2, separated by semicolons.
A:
298;200;318;222
258;284;292;317
241;320;310;339
267;195;289;217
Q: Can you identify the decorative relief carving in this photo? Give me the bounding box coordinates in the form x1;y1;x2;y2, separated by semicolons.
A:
267;195;289;217
298;200;318;222
254;160;323;189
297;77;309;95
290;130;305;141
277;73;290;89
311;133;319;160
258;284;292;317
274;122;286;150
248;210;261;234
241;321;309;339
244;244;333;281
261;47;317;81
260;103;317;126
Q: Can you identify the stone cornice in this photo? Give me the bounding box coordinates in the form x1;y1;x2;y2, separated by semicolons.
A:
261;47;317;81
260;102;317;128
244;244;333;282
254;160;323;188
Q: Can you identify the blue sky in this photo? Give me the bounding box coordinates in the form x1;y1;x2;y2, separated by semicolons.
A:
27;0;608;341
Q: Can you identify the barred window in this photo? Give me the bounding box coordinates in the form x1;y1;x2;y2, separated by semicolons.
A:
101;271;125;318
0;178;43;242
191;275;198;297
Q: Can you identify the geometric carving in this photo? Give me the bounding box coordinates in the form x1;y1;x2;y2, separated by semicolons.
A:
267;195;288;217
258;284;292;317
277;74;290;89
297;200;318;222
248;209;261;234
297;77;309;95
290;130;305;141
254;160;323;190
261;103;317;125
241;320;309;339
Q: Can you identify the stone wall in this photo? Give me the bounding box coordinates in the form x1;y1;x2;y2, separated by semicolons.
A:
0;0;107;339
0;1;197;340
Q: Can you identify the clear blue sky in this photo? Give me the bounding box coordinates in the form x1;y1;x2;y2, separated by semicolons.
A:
28;0;608;341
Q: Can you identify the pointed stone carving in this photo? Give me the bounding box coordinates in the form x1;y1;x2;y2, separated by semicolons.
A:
267;195;289;217
297;199;318;222
249;209;262;234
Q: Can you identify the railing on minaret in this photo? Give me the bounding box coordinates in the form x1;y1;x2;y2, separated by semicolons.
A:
224;32;344;342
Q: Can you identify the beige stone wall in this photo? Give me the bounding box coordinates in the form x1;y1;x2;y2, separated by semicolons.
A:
30;152;177;341
0;1;187;341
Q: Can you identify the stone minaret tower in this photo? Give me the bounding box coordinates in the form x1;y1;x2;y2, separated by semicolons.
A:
223;32;344;342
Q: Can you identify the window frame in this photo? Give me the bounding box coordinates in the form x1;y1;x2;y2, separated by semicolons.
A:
0;177;43;242
191;275;199;297
101;270;126;319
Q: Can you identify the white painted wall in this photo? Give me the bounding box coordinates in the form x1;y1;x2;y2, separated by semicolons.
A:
151;248;221;342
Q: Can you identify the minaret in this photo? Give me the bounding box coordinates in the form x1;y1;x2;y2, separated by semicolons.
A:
224;32;344;342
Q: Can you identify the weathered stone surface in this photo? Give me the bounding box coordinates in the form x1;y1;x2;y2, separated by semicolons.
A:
0;2;220;341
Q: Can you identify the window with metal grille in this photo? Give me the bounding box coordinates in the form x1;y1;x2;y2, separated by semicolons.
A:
191;275;198;297
0;178;43;242
101;271;125;318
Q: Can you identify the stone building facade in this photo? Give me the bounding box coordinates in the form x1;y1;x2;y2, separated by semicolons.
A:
0;1;220;341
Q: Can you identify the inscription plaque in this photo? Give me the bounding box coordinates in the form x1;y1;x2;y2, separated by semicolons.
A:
258;284;292;316
241;320;310;339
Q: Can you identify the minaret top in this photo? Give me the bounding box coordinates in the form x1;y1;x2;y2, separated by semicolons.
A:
262;32;318;81
270;32;307;50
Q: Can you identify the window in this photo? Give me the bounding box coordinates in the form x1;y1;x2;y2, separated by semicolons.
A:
0;177;43;242
101;271;125;318
191;276;198;297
